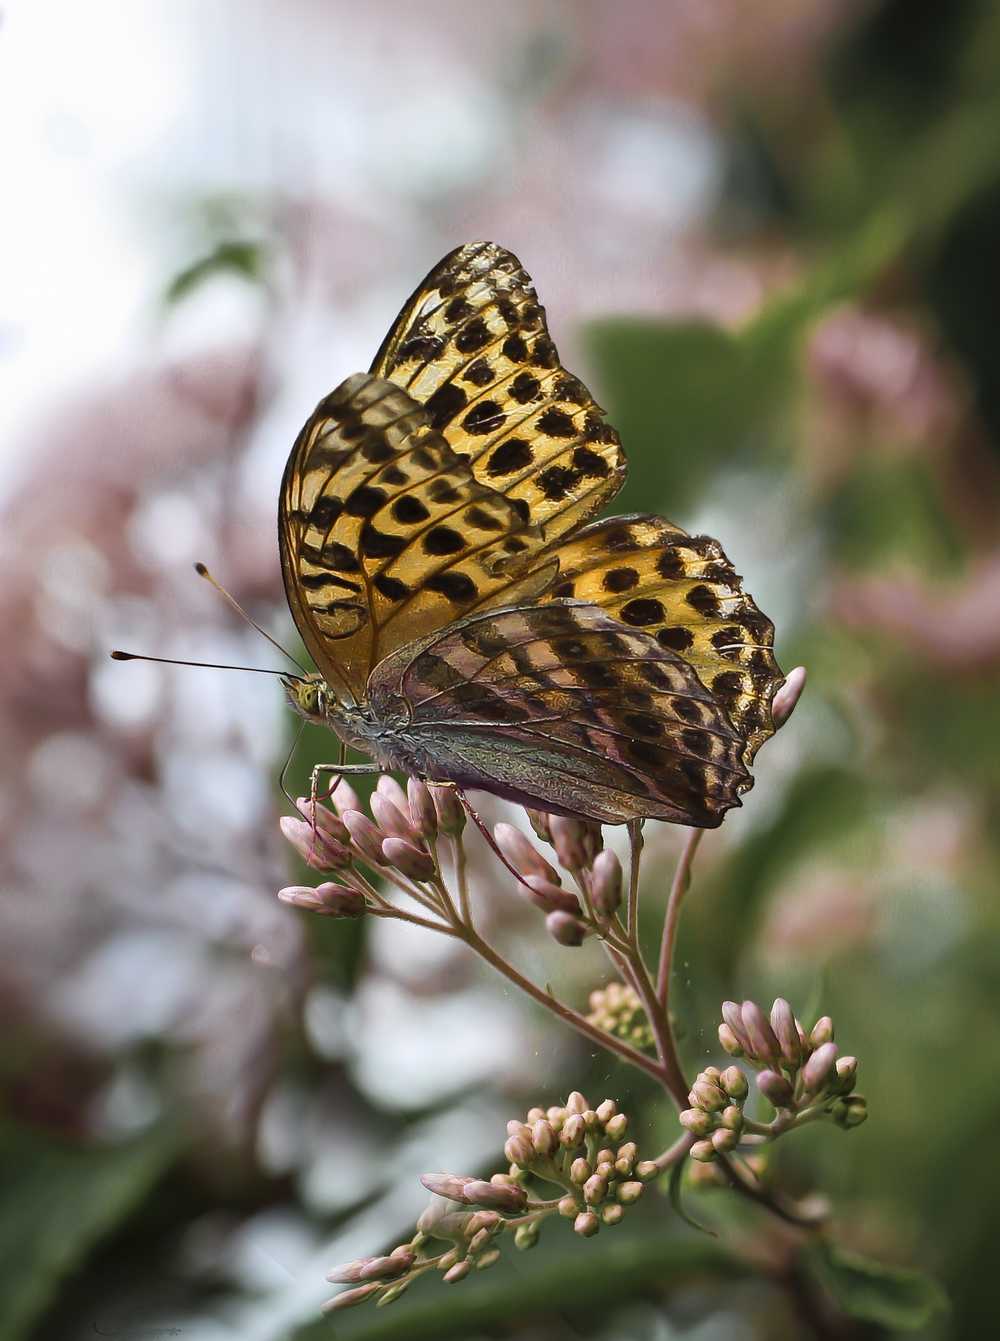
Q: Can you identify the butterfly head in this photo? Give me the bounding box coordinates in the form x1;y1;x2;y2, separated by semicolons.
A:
283;673;334;723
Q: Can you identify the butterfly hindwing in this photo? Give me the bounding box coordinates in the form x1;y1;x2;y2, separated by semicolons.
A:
370;241;627;548
280;373;553;702
541;515;783;768
370;601;750;826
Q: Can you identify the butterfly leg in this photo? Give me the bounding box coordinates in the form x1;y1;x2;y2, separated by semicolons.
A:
453;787;541;899
304;762;382;839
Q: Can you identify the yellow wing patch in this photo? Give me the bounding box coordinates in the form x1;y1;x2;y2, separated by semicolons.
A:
370;241;627;547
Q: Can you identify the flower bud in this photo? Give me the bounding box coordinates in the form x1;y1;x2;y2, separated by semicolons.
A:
420;1172;473;1200
565;1091;589;1114
602;1202;624;1225
406;778;438;840
583;1173;608;1205
718;1023;745;1056
721;1001;752;1052
461;1179;527;1213
711;1128;737;1153
720;1066;748;1100
437;1247;461;1270
342;810;388;865
635;1160;658;1181
558;1195;579;1217
376;1279;410;1307
590;850;623;917
466;1210;501;1236
431;784;466;835
382;836;436;881
532;1119;557;1156
443;1260;472;1283
574;1211;600;1237
323;1283;381;1312
507;1118;530;1137
494;823;560;882
809;1016;835;1049
523;875;581;915
514;1222;540;1249
279;816;351;870
615;1141;637;1171
358;1252;414;1282
295;797;350;845
802;1041;839;1092
476;1248;501;1269
741;1000;780;1064
549;816;591;870
689;1081;727;1113
680;1108;714;1136
720;1105;744;1133
583;1108;600;1130
770;998;802;1068
757;1069;794;1107
327;778;360;815
771;665;806;729
616;1180;644;1203
560;1114;585;1147
546;911;586;946
690;1140;716;1163
468;1228;493;1254
595;1098;617;1123
570;1157;591;1184
277;881;365;916
831;1094;868;1128
835;1056;858;1091
371;792;419;844
327;1256;375;1284
504;1134;534;1166
605;1113;628;1141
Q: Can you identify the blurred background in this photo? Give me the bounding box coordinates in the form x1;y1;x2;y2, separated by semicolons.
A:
2;1;999;1337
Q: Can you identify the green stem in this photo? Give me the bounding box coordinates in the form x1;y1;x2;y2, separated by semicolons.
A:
656;827;703;1005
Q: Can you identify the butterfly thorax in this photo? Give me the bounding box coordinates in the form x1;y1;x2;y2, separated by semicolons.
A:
283;674;423;775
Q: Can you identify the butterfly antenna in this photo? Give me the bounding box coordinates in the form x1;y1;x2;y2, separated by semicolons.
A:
277;719;307;809
194;562;308;675
110;650;300;678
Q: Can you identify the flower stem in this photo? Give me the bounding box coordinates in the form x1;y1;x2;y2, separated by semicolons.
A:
656;827;703;1005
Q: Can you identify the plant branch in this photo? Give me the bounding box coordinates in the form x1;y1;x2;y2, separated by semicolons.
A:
656;827;704;1005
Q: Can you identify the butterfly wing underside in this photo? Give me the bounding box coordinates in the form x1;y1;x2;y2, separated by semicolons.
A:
279;373;555;702
369;602;750;826
370;241;627;547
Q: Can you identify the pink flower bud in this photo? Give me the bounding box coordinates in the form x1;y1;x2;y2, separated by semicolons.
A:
407;778;438;840
371;792;419;843
718;1023;745;1056
342;810;388;865
460;1179;527;1213
721;1001;752;1052
532;1119;557;1155
573;1210;600;1237
326;1256;375;1284
420;1172;474;1200
382;836;436;881
523;875;580;915
327;778;360;815
740;999;780;1063
546;911;586;946
757;1069;794;1107
503;1133;534;1166
279;816;351;870
277;885;324;911
358;1252;413;1281
802;1041;839;1092
443;1260;472;1283
374;773;407;808
770;998;802;1067
549;816;589;870
431;784;466;836
313;882;367;918
772;665;807;729
295;797;350;845
494;823;560;882
322;1283;381;1312
590;850;622;917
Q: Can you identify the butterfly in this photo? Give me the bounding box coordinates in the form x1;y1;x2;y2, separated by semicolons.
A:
279;242;783;826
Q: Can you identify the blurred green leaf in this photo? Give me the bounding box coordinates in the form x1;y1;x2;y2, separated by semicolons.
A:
0;1122;178;1341
813;1242;949;1330
165;239;268;304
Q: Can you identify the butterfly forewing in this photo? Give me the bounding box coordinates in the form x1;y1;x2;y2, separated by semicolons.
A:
280;373;554;702
370;241;627;547
541;515;783;768
370;602;750;826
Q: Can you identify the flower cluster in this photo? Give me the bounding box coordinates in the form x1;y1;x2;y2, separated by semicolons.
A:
585;982;655;1052
323;1092;656;1314
679;998;866;1163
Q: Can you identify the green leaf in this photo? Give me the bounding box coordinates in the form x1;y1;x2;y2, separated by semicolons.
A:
0;1121;178;1341
165;239;268;304
814;1242;949;1331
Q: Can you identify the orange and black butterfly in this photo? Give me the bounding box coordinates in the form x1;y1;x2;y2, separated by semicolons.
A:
279;242;783;826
